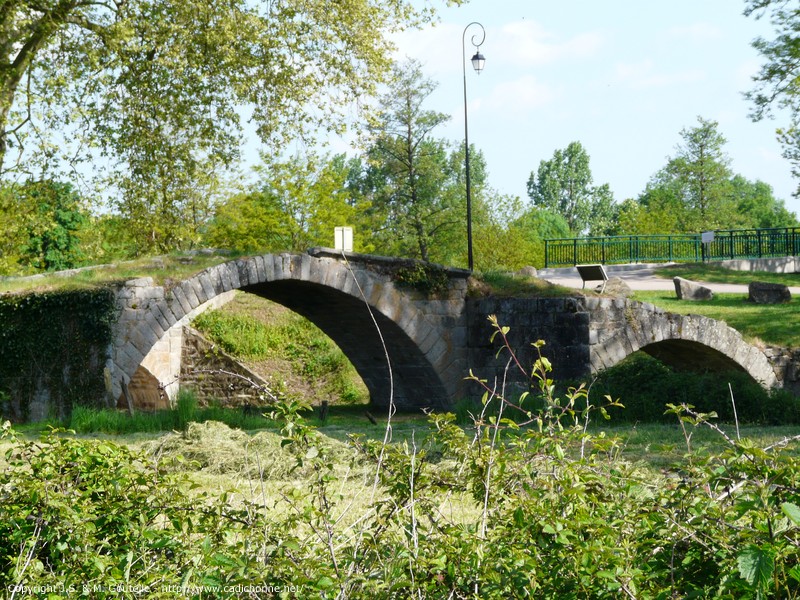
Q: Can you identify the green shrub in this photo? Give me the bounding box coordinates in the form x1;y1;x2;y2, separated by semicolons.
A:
3;320;800;597
591;352;800;425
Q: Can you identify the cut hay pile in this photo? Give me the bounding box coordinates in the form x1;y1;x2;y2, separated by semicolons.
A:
148;420;360;480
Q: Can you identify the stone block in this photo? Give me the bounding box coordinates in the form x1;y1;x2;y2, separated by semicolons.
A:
181;280;202;308
208;265;225;295
599;276;633;298
170;286;193;316
748;281;791;304
247;258;259;284
674;276;713;301
255;255;267;282
262;254;275;282
236;259;251;287
198;273;216;302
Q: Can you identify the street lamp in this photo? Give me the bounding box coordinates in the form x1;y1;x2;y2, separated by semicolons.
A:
463;21;485;272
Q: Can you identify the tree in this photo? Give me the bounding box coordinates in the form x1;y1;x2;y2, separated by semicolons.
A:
745;0;800;197
205;153;368;253
0;0;459;251
526;141;615;234
638;117;735;232
729;174;798;228
360;59;457;262
0;180;88;273
621;117;798;234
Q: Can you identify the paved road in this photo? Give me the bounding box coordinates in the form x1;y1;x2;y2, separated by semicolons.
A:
537;264;800;295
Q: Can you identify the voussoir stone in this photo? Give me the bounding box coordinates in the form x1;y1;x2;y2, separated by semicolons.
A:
673;276;713;301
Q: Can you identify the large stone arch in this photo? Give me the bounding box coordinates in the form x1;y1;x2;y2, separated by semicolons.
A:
110;250;470;410
586;298;779;388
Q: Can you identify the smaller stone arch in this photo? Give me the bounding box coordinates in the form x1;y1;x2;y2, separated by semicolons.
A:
586;298;779;388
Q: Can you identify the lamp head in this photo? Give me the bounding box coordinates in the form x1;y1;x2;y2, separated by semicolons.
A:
471;51;485;74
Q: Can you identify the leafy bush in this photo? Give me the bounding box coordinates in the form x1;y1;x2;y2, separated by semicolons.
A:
393;262;450;296
592;352;800;424
2;320;800;597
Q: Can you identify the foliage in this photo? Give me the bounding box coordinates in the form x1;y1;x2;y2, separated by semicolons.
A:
0;180;89;275
746;0;800;198
192;298;368;405
206;152;370;255
0;288;116;421
591;352;800;424
0;0;462;257
504;206;571;268
392;262;451;297
2;321;800;597
527;140;616;234
358;59;469;263
619;117;798;234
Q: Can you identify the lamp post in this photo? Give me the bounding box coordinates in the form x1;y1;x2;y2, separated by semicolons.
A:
462;21;485;272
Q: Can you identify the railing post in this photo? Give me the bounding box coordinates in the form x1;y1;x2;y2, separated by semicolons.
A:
544;240;549;268
573;238;578;266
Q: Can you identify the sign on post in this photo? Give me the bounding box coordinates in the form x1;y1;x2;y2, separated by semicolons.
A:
334;227;353;252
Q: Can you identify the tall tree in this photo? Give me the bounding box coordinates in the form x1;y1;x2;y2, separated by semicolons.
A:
622;117;797;234
205;153;367;254
361;59;456;262
0;0;460;252
745;0;800;197
526;141;615;234
0;180;88;273
639;117;734;232
730;174;798;228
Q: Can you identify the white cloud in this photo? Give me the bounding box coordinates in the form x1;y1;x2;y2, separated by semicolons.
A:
613;60;706;89
667;23;723;42
494;21;605;67
481;75;559;115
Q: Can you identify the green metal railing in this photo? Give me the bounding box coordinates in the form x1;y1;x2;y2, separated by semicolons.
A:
544;227;800;267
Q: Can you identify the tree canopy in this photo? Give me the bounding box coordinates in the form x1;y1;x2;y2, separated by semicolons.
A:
526;141;615;235
745;0;800;198
618;117;797;235
0;0;463;253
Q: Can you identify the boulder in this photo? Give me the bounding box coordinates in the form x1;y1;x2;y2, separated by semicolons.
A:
516;266;538;278
748;281;791;304
673;276;713;301
597;276;633;298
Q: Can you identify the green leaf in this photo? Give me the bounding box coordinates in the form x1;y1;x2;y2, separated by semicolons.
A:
782;502;800;526
737;544;775;588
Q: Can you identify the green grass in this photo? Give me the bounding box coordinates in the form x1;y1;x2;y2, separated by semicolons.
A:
655;263;800;286
21;406;800;475
192;293;369;405
472;270;575;297
633;290;800;347
0;251;239;294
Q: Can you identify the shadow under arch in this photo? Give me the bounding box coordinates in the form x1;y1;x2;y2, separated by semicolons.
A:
639;339;750;376
242;278;450;410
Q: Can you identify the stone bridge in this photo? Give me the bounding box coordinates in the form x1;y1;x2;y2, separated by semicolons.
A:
110;250;788;411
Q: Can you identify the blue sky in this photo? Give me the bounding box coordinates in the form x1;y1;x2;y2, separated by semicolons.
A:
378;0;799;216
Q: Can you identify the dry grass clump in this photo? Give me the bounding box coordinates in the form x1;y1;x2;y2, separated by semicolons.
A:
148;420;360;480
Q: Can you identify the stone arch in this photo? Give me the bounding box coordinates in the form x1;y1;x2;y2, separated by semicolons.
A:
110;251;469;410
587;299;779;388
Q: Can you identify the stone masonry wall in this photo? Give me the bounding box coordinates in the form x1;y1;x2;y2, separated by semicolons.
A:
465;296;592;399
180;326;273;407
